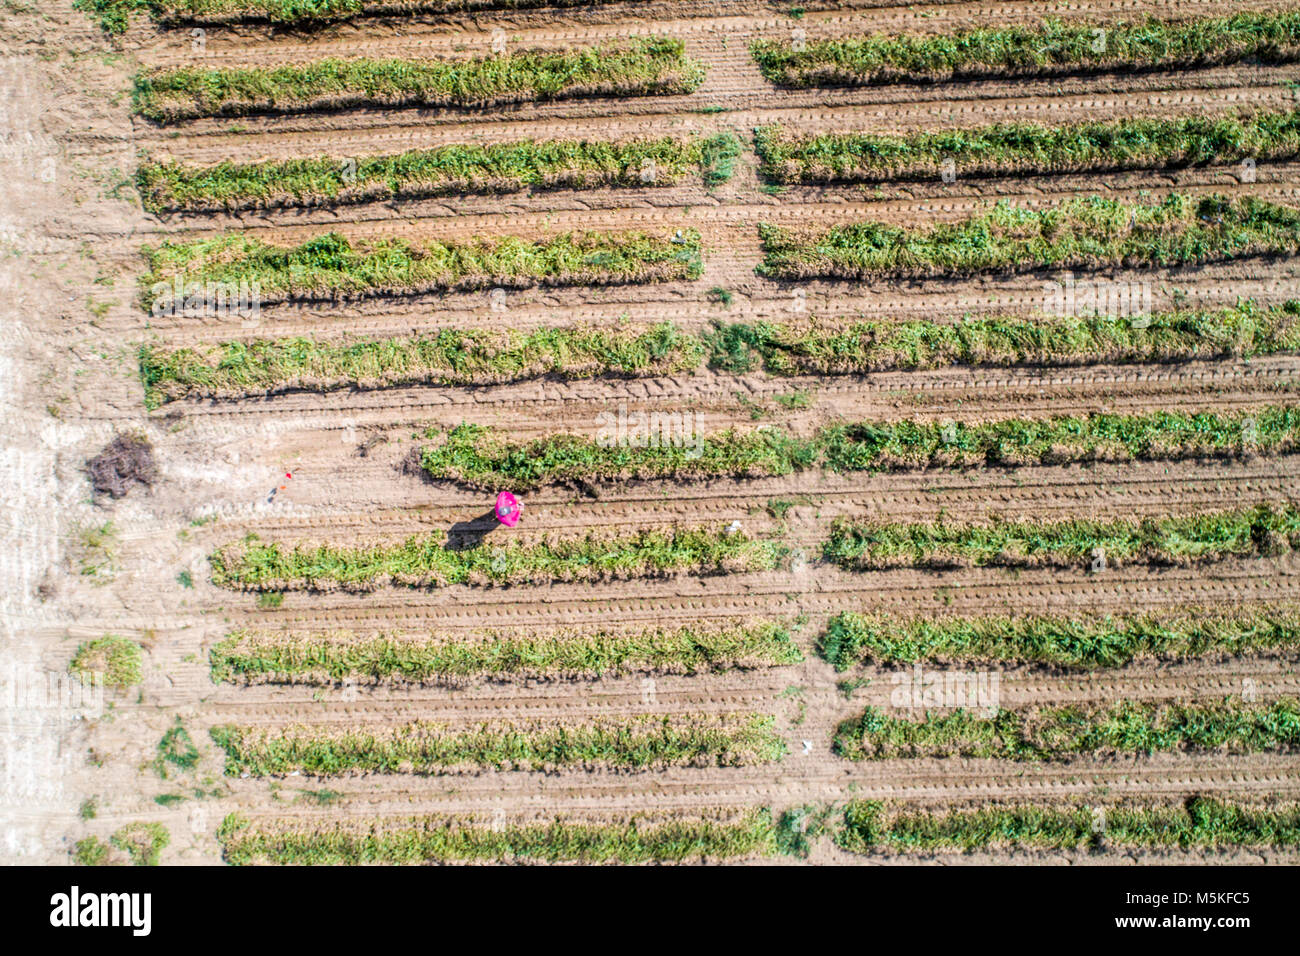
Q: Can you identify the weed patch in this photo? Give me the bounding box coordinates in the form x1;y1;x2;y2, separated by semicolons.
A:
70;635;143;690
110;823;169;866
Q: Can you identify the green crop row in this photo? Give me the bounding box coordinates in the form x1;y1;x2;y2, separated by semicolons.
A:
215;797;1300;862
141;228;702;310
135;106;1300;210
132;37;705;123
837;796;1300;854
138;303;1300;405
754;109;1300;184
217;807;775;864
819;605;1300;671
750;12;1300;87
139;322;704;409
209;619;802;684
834;697;1300;761
704;303;1300;375
418;405;1300;490
138;133;741;214
758;193;1300;280
209;502;1300;592
209;525;781;592
210;712;786;775
80;0;680;34
825;502;1300;572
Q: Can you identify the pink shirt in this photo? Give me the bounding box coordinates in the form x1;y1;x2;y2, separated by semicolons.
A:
495;491;521;527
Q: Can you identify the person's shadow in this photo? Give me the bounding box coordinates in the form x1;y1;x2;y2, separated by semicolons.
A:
445;509;499;551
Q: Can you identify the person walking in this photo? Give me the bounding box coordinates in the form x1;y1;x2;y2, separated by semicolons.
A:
494;490;522;527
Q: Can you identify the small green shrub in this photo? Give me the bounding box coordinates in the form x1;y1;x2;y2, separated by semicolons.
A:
110;823;170;866
73;836;111;865
153;718;200;778
70;636;143;691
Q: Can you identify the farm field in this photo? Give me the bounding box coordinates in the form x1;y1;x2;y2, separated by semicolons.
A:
4;0;1300;868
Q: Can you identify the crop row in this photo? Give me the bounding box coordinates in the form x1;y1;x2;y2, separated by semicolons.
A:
834;697;1300;761
139;321;704;407
209;525;781;592
209;619;802;684
417;406;1300;490
758;193;1300;280
704;303;1300;375
140;105;1297;215
836;796;1300;854
138;134;742;214
141;228;702;310
208;503;1300;592
751;12;1300;87
132;37;703;123
210;712;786;775
206;604;1300;688
819;605;1300;671
139;302;1300;406
98;11;1300;109
82;0;690;33
139;192;1300;312
138;193;1300;309
215;797;1300;863
754;109;1300;184
217;807;775;865
826;502;1300;572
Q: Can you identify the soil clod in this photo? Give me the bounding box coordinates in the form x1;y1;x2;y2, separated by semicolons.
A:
87;433;157;499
